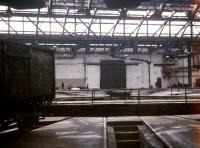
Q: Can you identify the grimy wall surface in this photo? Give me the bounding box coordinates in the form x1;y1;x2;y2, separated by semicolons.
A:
55;54;167;89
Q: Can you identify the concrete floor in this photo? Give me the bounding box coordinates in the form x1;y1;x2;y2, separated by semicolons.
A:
0;117;105;148
1;115;200;148
142;116;200;148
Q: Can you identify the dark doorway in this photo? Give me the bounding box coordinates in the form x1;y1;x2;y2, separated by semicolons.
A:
156;77;162;88
100;60;126;89
196;79;200;87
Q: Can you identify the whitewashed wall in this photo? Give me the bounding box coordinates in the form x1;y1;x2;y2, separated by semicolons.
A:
55;54;167;89
56;57;84;79
126;54;165;88
86;65;100;88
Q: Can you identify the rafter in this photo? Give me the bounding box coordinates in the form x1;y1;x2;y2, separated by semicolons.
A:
26;17;46;35
153;11;176;37
129;10;151;37
78;18;97;36
54;17;72;36
175;21;191;37
105;19;120;36
0;17;18;34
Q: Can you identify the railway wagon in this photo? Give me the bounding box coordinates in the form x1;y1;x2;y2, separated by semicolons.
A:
0;40;55;131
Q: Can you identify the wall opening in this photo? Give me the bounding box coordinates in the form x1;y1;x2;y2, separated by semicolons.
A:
100;60;126;89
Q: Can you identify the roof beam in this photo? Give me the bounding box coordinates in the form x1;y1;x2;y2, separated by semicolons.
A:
0;17;18;34
78;18;97;36
129;10;151;36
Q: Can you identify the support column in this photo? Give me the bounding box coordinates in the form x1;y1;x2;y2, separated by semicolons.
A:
188;43;192;87
148;62;151;88
48;0;53;14
188;16;193;88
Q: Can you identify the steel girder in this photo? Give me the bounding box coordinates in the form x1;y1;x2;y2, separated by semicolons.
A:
0;0;199;55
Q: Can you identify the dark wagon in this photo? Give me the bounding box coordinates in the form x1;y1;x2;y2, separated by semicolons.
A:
0;40;55;131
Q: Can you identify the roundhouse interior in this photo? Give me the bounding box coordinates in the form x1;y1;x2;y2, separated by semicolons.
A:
1;0;200;148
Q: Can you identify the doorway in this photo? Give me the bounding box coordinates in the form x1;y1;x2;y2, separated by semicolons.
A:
100;60;126;89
